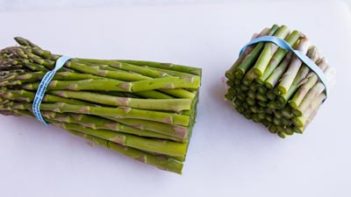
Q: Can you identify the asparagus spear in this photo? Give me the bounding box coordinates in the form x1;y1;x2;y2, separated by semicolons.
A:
259;30;301;82
7;38;198;99
22;77;200;93
234;24;280;79
225;27;271;81
50;90;193;112
265;53;293;89
42;112;182;141
251;25;290;77
276;37;310;94
0;37;202;173
10;102;190;126
289;57;329;109
53;122;187;158
116;60;201;76
276;46;320;104
292;92;326;128
68;130;184;174
225;25;333;137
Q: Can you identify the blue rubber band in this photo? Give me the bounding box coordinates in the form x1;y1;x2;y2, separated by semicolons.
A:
239;36;328;98
32;56;71;124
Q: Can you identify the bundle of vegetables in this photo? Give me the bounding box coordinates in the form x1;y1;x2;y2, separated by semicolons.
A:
0;37;202;174
225;24;334;138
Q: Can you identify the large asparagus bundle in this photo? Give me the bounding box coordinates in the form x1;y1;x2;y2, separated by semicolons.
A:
0;37;202;174
225;24;334;138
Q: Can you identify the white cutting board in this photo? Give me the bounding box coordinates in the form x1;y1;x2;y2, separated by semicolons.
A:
1;1;351;197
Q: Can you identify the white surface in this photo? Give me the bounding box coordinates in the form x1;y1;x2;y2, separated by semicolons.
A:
3;0;349;12
0;0;351;12
1;1;351;196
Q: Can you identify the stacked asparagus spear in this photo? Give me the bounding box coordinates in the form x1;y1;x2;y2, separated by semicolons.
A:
225;24;334;138
0;37;202;174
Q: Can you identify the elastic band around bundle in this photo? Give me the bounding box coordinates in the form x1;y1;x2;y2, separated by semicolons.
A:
239;36;328;98
32;56;71;124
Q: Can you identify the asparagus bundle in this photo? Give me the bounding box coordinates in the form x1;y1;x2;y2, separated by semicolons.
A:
225;24;334;138
0;37;202;174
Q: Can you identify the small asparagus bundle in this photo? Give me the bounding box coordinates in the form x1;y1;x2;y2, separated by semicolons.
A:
0;37;202;174
225;25;334;138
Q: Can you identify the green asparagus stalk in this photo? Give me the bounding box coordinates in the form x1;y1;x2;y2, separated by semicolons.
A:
225;25;333;137
0;88;91;105
8;38;198;99
0;36;202;173
292;92;326;128
65;61;198;98
42;112;182;141
11;102;190;126
289;57;329;109
276;46;319;104
68;130;183;174
50;90;192;112
276;37;310;94
76;60;196;78
116;60;201;76
251;25;290;77
108;117;189;140
234;24;280;79
265;53;293;89
53;122;187;158
22;77;200;93
225;27;271;80
294;82;325;116
258;30;301;82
